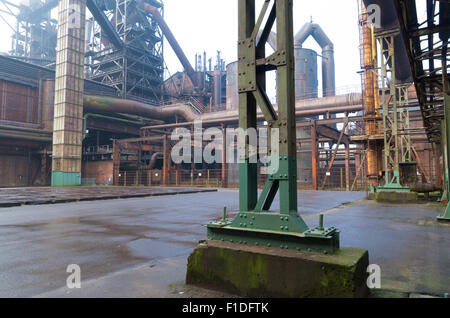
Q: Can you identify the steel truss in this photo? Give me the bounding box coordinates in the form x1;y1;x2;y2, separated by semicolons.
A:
0;0;58;65
87;0;165;103
207;0;340;254
376;29;410;192
394;0;450;219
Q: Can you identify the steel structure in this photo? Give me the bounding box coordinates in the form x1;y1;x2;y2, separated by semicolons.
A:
88;0;165;103
376;29;410;192
393;0;449;219
206;0;340;254
0;0;58;65
394;0;449;143
398;84;412;163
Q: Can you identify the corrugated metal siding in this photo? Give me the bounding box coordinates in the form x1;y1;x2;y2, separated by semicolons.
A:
0;80;39;124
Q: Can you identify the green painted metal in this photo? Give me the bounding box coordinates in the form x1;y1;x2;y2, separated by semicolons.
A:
51;171;82;186
207;0;339;254
375;29;410;193
441;119;448;202
438;95;450;222
398;84;412;163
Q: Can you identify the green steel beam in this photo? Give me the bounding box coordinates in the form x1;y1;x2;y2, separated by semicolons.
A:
438;94;450;222
376;29;410;193
207;0;339;254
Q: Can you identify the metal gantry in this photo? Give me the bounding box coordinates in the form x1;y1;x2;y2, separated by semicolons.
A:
207;0;339;254
88;0;165;103
398;84;412;163
0;0;58;65
393;0;449;220
376;29;410;192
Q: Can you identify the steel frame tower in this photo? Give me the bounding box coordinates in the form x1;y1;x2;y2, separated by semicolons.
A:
376;29;410;192
0;0;58;65
207;0;339;254
88;0;164;103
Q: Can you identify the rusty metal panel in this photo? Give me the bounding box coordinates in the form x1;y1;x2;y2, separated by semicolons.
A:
0;81;39;124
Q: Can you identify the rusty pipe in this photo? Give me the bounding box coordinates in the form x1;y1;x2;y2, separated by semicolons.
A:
149;152;163;169
84;93;363;124
294;22;335;97
410;183;442;193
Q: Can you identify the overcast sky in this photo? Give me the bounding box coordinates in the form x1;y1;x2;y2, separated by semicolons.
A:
0;0;363;95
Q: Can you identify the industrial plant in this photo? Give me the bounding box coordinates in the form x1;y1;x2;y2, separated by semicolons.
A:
0;0;448;300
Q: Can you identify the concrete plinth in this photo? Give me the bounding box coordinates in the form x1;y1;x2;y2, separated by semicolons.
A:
375;191;418;203
186;240;370;298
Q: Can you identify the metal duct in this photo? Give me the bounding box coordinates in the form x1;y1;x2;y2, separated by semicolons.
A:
294;22;335;97
83;93;364;123
363;0;413;83
149;152;163;169
140;3;197;87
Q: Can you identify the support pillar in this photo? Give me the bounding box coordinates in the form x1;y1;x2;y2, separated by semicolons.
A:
51;0;86;186
438;94;450;221
187;0;367;298
345;141;350;191
221;126;228;188
311;123;319;191
163;135;168;186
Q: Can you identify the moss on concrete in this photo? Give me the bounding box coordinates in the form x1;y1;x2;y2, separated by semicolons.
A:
375;192;418;203
186;240;370;298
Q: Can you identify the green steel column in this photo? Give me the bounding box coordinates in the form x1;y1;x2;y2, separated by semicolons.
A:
206;0;340;254
238;0;258;212
438;94;450;221
275;0;298;214
376;30;409;193
441;119;448;202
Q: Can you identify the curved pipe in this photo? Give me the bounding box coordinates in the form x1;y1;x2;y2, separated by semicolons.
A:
294;22;335;97
84;93;363;123
149;152;163;169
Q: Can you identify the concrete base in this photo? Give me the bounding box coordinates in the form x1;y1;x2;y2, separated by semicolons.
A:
375;191;418;203
186;240;370;298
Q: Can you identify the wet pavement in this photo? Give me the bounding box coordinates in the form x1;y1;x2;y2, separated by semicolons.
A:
0;186;217;207
0;189;448;297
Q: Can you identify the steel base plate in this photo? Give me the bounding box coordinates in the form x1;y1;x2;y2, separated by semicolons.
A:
207;223;340;254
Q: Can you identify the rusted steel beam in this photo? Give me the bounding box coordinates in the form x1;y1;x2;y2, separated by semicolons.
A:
311;123;319;191
316;124;350;144
163;135;168;186
345;141;350;191
113;140;121;186
351;151;368;192
320;120;349;190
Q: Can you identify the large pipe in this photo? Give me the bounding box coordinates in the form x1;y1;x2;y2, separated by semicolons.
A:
83;93;364;123
149;152;163;169
139;3;197;87
294;23;335;97
363;0;413;83
0;131;52;142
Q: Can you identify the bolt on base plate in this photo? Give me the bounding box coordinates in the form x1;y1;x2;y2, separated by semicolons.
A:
207;212;340;255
